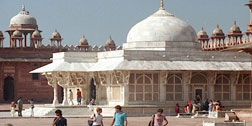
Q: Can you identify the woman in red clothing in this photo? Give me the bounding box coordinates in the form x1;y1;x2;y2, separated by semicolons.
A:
175;103;180;115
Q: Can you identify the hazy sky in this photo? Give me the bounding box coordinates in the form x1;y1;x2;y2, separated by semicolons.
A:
0;0;250;46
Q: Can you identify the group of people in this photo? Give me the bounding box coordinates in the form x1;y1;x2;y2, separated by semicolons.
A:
179;99;223;115
10;97;34;117
68;89;82;105
52;105;169;126
52;105;128;126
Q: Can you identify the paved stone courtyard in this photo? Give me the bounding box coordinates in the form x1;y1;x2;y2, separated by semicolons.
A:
0;117;251;126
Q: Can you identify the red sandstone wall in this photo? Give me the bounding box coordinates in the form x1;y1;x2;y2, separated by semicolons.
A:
0;48;67;103
0;62;54;103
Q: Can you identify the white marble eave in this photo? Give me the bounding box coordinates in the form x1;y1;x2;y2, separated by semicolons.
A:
30;61;95;73
88;60;251;72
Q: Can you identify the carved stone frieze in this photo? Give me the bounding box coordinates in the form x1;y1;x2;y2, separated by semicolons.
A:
70;72;87;87
55;72;70;87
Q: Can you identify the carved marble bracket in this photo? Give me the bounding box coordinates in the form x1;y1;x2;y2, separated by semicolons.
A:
231;72;240;85
207;72;217;86
97;71;107;86
45;72;57;87
160;71;168;85
112;71;130;86
183;71;192;85
55;72;71;87
70;72;87;87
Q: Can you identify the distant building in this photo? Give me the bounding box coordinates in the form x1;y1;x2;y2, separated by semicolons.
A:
32;0;252;115
0;5;120;103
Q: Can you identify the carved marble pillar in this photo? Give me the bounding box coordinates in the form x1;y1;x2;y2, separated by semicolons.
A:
62;87;69;106
81;86;87;105
207;72;217;100
52;85;59;105
122;71;130;105
45;73;59;106
160;72;167;103
231;72;240;101
123;84;129;105
183;72;192;102
55;72;71;106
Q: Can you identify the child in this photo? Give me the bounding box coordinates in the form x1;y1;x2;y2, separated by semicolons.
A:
89;107;103;126
10;101;16;117
28;98;34;117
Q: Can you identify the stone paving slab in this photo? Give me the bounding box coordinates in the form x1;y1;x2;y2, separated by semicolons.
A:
0;117;251;126
0;104;30;111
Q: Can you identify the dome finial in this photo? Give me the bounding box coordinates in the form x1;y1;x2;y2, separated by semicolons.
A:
234;20;237;26
22;4;25;11
160;0;164;10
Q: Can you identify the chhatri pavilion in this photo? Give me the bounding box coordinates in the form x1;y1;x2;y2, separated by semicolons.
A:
31;0;252;115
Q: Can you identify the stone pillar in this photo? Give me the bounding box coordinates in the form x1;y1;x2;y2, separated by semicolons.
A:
160;83;166;103
95;85;101;105
208;84;214;100
183;72;191;102
160;72;167;103
231;84;236;101
81;86;86;105
52;85;59;105
230;72;239;101
183;84;189;102
123;85;129;105
106;86;111;105
207;72;216;100
62;87;68;106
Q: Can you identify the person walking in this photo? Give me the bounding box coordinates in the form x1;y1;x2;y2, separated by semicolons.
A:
52;109;67;126
17;97;23;117
149;109;168;126
68;90;74;105
28;98;35;117
10;101;16;117
111;105;128;126
88;107;104;126
76;89;82;105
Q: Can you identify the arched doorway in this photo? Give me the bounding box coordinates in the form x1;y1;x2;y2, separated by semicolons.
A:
90;78;96;101
3;76;14;101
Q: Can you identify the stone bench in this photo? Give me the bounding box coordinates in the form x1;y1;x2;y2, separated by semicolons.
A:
203;120;246;126
176;113;194;118
192;111;209;118
208;111;235;118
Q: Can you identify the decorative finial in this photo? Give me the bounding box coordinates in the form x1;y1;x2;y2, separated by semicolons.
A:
22;5;25;11
55;29;57;32
201;27;204;31
217;24;219;28
109;35;112;40
82;35;85;38
234;20;237;25
160;0;164;10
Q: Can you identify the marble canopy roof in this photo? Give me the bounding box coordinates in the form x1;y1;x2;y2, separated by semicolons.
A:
30;58;251;73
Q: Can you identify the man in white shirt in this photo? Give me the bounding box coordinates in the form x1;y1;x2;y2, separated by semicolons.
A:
68;89;74;105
